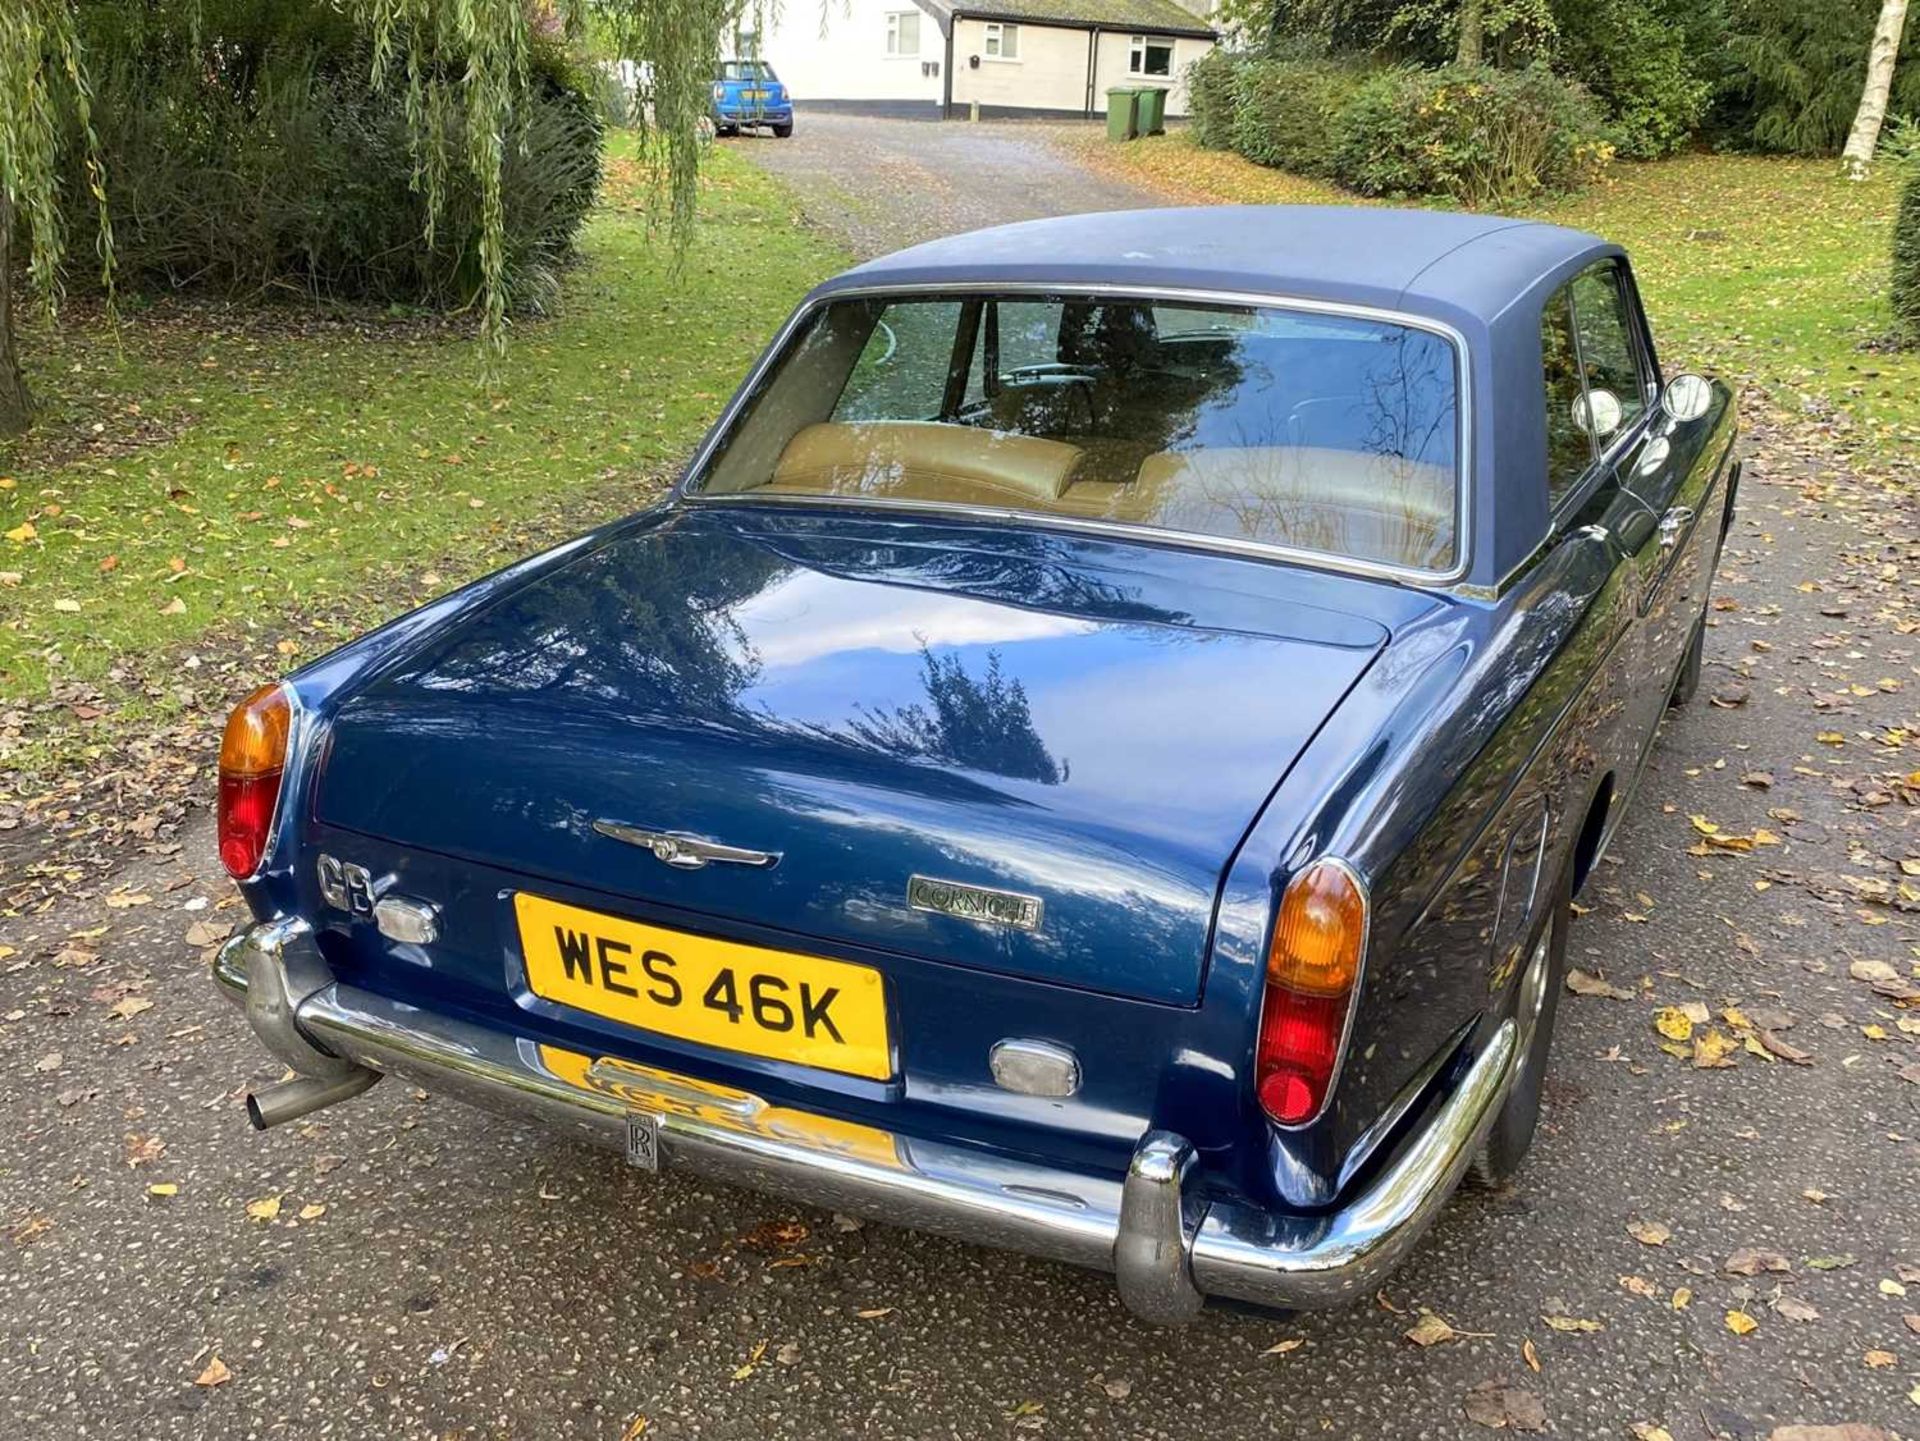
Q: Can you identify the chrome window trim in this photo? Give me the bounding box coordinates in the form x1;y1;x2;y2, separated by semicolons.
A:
675;281;1476;589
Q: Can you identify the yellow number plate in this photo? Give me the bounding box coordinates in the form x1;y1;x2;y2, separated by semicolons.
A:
515;893;891;1080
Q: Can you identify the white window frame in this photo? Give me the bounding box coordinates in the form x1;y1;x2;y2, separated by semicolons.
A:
982;22;1020;60
886;10;921;57
1128;34;1175;77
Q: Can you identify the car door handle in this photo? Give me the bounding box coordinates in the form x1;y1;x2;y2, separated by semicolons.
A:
1657;506;1695;552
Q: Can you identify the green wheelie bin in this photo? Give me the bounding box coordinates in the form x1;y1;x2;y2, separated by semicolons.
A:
1135;86;1167;135
1105;87;1142;141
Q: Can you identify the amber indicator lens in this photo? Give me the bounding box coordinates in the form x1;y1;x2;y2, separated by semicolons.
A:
1256;860;1366;1126
217;684;291;877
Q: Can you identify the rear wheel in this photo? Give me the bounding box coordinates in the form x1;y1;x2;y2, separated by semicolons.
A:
1473;858;1572;1183
772;121;794;138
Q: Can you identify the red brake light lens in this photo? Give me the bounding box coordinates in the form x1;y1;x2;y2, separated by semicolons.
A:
1256;860;1366;1126
217;684;291;878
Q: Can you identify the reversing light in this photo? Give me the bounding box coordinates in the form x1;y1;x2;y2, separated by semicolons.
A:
217;683;292;878
1255;859;1367;1126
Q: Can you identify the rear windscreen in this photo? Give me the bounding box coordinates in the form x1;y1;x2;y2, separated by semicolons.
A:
695;294;1462;573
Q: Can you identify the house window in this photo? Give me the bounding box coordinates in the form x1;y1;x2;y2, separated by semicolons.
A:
886;11;921;56
983;22;1020;59
1129;35;1174;77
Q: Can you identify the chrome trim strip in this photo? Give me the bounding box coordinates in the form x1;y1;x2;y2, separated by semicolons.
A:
214;920;1519;1322
675;281;1475;589
591;819;782;871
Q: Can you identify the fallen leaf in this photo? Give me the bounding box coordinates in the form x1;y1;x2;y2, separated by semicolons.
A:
1864;1350;1896;1369
1726;1309;1760;1336
855;1307;894;1320
184;920;228;948
1806;1254;1857;1271
1631;1427;1676;1441
1629;1220;1672;1247
1693;1028;1739;1068
730;1339;766;1381
1406;1311;1461;1347
245;1194;282;1222
1774;1295;1821;1323
1462;1380;1546;1432
1263;1337;1305;1356
1521;1338;1540;1373
1654;1007;1695;1042
1542;1315;1604;1333
1568;969;1633;1000
1725;1248;1791;1276
147;1182;179;1198
33;1051;63;1073
298;1203;327;1221
194;1355;232;1387
1768;1429;1895;1441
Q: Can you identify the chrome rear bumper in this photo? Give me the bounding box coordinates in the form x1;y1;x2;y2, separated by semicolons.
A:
215;918;1516;1322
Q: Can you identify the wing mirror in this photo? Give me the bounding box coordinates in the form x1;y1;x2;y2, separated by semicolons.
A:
1570;388;1624;440
1660;373;1713;424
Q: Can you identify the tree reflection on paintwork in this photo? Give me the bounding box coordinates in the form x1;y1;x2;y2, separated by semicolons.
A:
841;645;1066;785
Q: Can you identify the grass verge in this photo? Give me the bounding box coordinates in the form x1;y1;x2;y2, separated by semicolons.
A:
0;138;846;788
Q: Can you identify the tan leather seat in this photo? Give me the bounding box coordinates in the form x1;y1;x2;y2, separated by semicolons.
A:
1057;447;1455;569
765;421;1085;507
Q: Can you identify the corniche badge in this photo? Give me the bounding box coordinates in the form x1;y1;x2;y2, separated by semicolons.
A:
908;875;1044;932
592;820;780;871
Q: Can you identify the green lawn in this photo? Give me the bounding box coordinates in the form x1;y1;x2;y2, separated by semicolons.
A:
1080;134;1920;477
0;139;846;783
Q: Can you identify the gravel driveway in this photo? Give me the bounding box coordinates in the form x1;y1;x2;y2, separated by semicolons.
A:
3;117;1917;1441
737;113;1159;258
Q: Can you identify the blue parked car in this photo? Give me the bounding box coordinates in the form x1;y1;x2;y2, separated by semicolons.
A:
711;58;792;138
213;207;1736;1322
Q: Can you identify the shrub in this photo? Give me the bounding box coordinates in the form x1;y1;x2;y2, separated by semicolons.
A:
1332;64;1614;207
1227;58;1374;180
1187;49;1241;150
1553;0;1716;159
1894;166;1920;344
57;5;602;313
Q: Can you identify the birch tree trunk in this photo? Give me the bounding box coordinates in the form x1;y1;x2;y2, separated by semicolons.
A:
1843;0;1910;178
1456;0;1487;66
0;189;33;437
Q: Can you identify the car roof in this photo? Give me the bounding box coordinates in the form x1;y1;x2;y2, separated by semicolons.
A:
814;205;1614;332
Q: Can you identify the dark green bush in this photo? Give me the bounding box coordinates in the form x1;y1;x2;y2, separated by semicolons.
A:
1894;166;1920;344
1553;0;1717;159
1227;58;1374;180
1187;49;1241;150
59;5;602;313
1332;64;1613;206
1717;0;1920;155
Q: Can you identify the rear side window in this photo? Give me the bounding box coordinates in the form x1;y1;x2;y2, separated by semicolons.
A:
1541;260;1653;510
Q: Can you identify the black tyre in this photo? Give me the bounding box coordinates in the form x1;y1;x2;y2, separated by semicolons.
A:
1668;615;1704;707
772;121;793;138
1474;857;1572;1183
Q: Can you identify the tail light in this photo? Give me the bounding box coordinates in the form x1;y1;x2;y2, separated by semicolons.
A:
218;683;292;878
1255;859;1367;1126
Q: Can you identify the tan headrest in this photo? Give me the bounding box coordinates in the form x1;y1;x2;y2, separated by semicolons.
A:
769;421;1084;504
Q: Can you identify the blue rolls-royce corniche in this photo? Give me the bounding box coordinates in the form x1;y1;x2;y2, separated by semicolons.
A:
212;207;1737;1322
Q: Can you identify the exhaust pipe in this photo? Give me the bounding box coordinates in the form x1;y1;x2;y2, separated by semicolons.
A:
246;1067;381;1130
